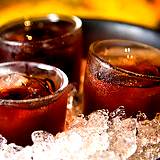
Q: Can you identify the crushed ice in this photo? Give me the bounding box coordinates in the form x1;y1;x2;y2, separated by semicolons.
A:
0;107;159;160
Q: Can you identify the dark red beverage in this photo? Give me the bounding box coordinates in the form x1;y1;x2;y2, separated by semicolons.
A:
0;61;69;146
0;14;83;85
83;40;160;118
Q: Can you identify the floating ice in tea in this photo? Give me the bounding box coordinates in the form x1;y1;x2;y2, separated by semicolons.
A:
0;73;56;99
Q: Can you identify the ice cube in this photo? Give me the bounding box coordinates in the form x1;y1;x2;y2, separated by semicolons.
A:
31;130;54;144
0;73;28;92
0;73;55;100
12;146;33;160
90;150;124;160
0;134;7;148
129;116;160;160
108;118;137;159
0;142;23;160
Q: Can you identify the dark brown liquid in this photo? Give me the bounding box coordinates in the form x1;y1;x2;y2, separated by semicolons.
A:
0;19;83;85
0;73;68;146
83;61;160;119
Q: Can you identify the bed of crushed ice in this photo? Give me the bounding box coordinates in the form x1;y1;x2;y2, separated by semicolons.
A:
0;106;159;160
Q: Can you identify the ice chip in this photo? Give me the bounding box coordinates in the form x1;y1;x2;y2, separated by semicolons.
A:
0;134;7;147
86;109;109;129
31;131;55;160
130;117;160;160
31;130;54;144
12;146;33;160
54;130;84;159
90;151;124;160
109;106;126;120
108;118;137;159
136;111;147;121
0;142;23;160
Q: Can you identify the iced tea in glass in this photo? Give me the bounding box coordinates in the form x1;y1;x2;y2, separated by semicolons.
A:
83;40;160;118
0;61;69;146
0;14;82;85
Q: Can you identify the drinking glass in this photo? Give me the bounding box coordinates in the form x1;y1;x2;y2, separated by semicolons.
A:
0;61;70;146
83;39;160;118
0;14;83;86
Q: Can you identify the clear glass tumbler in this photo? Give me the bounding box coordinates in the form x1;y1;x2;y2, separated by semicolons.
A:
0;14;83;86
83;39;160;119
0;61;69;146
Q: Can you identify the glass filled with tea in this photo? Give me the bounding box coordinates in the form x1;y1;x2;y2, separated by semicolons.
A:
83;39;160;118
0;14;83;86
0;61;70;146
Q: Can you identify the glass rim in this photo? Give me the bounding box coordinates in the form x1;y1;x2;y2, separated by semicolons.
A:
89;39;160;80
0;61;68;106
0;13;82;46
